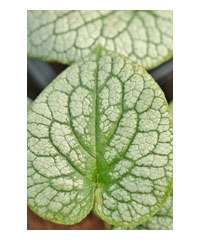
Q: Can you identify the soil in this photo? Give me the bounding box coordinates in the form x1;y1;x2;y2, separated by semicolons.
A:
27;207;105;230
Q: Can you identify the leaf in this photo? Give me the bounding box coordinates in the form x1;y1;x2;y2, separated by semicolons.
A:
114;192;173;230
27;47;173;226
27;97;32;111
27;10;173;70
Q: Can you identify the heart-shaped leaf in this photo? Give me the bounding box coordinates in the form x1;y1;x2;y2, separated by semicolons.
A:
27;10;173;70
27;47;173;226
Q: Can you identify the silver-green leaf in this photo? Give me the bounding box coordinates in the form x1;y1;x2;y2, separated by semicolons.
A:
27;10;173;70
27;47;173;226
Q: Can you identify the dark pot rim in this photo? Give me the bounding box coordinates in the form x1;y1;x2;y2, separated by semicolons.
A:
27;58;173;91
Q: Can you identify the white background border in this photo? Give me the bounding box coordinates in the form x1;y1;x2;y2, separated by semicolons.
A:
0;0;200;239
